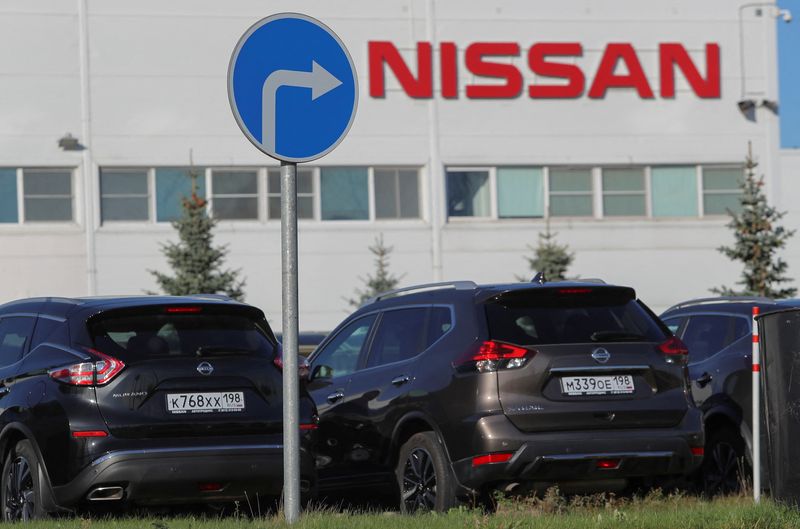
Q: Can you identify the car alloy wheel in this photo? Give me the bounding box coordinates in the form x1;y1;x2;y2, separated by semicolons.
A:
4;456;35;521
704;441;741;495
402;447;437;512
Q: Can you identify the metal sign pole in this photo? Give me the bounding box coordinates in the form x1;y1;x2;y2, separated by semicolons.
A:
281;161;300;522
752;305;761;503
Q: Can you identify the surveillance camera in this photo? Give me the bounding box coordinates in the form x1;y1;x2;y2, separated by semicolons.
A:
780;9;792;22
738;99;756;114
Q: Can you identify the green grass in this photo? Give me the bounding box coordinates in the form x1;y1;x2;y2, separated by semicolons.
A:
15;493;800;529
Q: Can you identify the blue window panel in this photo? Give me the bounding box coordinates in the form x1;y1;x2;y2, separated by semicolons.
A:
651;167;698;217
0;169;17;223
156;168;206;222
497;167;544;218
320;167;369;220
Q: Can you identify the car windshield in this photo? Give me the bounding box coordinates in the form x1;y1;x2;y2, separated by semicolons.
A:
88;311;275;360
485;288;666;346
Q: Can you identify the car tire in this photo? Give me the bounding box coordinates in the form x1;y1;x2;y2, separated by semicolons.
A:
701;427;747;496
396;432;457;513
1;440;47;521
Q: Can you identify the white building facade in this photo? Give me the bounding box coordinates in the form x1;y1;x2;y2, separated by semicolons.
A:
0;0;793;330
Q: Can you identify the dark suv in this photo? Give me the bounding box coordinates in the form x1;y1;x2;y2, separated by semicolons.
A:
0;295;316;519
660;296;800;495
306;280;704;512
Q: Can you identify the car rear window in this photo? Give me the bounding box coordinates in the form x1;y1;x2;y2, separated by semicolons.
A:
484;288;667;346
88;310;275;360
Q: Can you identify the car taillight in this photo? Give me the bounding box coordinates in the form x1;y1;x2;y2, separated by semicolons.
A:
456;340;534;373
49;349;125;386
273;352;311;380
658;336;689;365
165;306;202;313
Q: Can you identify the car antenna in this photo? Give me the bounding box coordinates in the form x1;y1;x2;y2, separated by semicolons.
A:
532;272;547;284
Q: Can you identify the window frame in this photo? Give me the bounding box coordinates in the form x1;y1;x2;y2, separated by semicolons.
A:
445;166;497;221
20;168;75;224
701;165;744;217
209;167;262;222
600;166;648;218
267;166;319;221
547;166;595;218
99;167;153;224
372;166;422;221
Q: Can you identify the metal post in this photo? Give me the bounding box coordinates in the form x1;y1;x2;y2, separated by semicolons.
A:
280;161;300;522
752;305;761;503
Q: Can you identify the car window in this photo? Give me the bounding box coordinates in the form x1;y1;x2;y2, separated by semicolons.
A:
0;317;36;367
30;317;64;351
682;315;749;363
662;317;685;336
89;312;275;360
366;308;428;369
485;288;666;345
313;314;376;379
426;307;453;348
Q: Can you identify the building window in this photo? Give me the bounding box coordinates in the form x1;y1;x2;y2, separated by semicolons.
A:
267;168;315;220
211;169;258;220
23;169;73;222
155;167;205;222
651;166;698;217
446;169;491;218
374;168;420;219
702;167;743;216
497;167;544;218
320;167;369;220
549;168;593;217
602;168;646;216
100;169;149;222
0;169;17;223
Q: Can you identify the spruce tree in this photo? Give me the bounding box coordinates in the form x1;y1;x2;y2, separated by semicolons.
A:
712;143;796;298
150;168;246;300
348;234;402;307
518;216;574;281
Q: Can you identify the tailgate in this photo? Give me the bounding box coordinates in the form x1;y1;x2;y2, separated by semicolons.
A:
484;286;689;433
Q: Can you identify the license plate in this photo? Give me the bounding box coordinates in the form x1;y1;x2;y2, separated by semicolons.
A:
559;375;635;396
166;392;245;414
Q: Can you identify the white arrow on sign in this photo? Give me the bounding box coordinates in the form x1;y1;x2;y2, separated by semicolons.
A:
261;61;342;153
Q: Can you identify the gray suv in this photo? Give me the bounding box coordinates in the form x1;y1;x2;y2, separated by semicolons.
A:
305;280;704;512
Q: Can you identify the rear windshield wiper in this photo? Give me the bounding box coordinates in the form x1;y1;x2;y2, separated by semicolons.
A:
196;346;256;357
590;331;646;342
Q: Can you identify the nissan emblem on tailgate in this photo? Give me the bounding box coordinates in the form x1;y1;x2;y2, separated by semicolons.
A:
591;348;611;364
197;362;214;376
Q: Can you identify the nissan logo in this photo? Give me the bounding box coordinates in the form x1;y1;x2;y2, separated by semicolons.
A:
591;348;611;364
197;361;214;376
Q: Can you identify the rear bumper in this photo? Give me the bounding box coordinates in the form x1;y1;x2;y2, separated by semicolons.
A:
450;410;704;491
53;443;315;506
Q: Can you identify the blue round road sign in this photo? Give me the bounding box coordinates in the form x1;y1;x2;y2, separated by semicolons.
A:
227;13;358;163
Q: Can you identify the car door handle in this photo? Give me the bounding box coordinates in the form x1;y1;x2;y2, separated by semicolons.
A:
695;372;713;388
326;390;344;404
391;375;410;386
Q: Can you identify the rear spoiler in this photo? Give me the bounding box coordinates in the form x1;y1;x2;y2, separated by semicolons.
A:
478;285;637;305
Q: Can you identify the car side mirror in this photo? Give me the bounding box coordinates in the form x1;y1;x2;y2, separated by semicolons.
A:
308;364;333;388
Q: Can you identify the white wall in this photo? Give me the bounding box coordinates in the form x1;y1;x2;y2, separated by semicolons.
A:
0;0;786;330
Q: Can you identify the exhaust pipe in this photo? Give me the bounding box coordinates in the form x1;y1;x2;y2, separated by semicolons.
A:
87;486;124;501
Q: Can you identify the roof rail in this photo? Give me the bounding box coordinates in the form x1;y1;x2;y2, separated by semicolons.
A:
573;278;607;284
195;293;235;301
364;281;478;306
664;295;774;313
